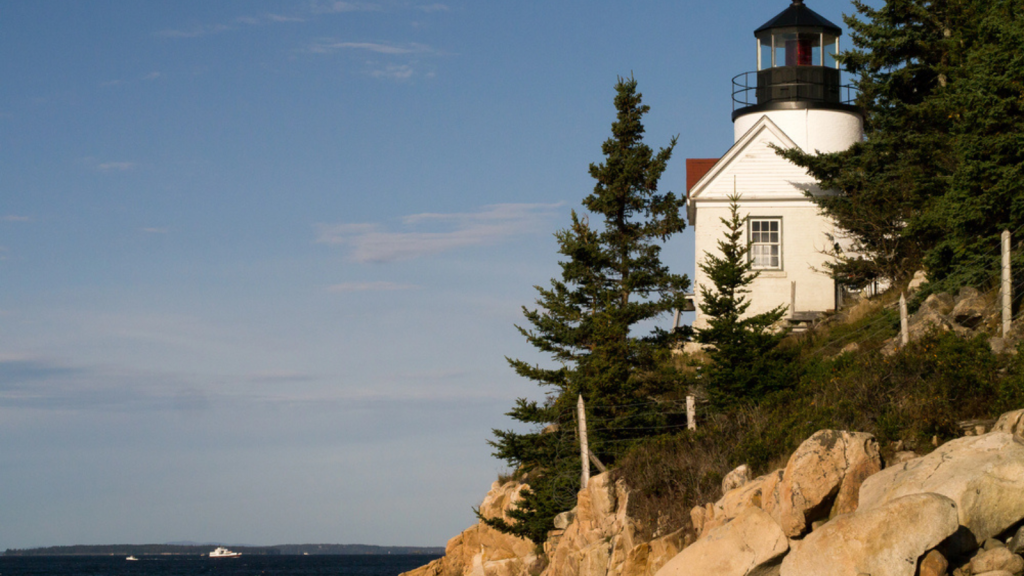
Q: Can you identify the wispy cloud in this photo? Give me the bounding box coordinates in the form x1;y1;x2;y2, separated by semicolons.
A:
306;40;441;80
141;227;169;234
0;357;200;412
315;203;563;263
0;358;82;389
310;1;383;14
307;40;434;55
418;3;450;12
370;64;414;80
142;71;162;80
2;215;31;222
327;281;419;293
237;13;305;25
156;23;232;38
96;162;135;172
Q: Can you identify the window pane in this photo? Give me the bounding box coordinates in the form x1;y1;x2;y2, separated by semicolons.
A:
823;34;838;68
760;37;773;70
749;219;782;270
775;33;793;68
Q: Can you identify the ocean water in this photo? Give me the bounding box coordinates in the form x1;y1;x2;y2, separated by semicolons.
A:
0;554;442;576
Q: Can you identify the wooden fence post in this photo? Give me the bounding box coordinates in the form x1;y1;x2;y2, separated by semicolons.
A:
578;394;589;490
687;395;696;431
1003;230;1012;338
790;281;796;319
900;292;909;346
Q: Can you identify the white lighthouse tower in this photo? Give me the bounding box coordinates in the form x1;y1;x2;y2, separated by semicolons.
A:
686;0;864;328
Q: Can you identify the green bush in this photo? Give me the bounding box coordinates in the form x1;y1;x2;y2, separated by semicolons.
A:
616;312;1020;537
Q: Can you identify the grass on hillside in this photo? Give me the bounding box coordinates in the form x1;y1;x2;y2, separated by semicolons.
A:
614;302;1024;541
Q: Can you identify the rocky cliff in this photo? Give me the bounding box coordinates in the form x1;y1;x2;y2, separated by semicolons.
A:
403;408;1024;576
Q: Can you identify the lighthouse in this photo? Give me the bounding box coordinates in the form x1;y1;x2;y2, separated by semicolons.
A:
686;0;864;329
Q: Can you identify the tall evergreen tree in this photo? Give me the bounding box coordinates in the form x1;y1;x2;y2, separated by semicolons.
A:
923;0;1024;286
696;197;792;407
482;76;691;544
781;0;1024;290
777;0;969;284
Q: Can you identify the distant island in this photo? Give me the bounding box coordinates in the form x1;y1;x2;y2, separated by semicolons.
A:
3;544;445;557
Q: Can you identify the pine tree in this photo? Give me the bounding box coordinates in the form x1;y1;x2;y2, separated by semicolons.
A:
922;0;1024;287
777;0;968;283
696;196;792;407
482;76;691;544
780;0;1024;290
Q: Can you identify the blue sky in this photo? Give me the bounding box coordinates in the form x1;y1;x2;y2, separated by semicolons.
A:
0;0;861;549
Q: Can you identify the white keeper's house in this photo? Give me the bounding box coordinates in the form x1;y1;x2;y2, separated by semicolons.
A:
686;0;864;329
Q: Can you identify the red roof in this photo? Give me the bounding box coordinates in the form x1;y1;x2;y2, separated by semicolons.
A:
686;158;719;195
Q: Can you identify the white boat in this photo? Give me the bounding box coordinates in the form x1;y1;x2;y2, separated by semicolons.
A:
209;547;242;558
126;556;138;561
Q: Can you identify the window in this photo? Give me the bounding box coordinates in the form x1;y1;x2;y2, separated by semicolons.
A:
750;218;782;270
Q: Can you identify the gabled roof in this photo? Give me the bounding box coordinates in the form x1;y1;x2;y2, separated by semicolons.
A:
754;0;841;36
686;159;719;194
686;115;815;225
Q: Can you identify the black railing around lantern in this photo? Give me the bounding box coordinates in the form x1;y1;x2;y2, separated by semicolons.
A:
732;70;859;111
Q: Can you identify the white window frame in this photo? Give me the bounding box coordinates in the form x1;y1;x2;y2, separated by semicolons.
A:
749;217;783;270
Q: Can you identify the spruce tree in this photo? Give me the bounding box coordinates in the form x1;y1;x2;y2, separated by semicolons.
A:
923;0;1024;287
482;76;691;544
696;197;791;407
777;0;967;283
780;0;1024;290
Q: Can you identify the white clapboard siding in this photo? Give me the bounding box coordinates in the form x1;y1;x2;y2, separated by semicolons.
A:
689;115;847;328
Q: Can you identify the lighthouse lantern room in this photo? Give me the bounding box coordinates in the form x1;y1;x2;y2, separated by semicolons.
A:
754;0;841;106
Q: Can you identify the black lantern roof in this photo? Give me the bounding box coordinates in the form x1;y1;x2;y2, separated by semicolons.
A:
754;0;842;36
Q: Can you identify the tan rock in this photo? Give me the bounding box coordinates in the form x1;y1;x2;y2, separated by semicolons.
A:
832;442;882;517
654;507;788;576
908;308;953;341
542;473;634;576
952;286;988;328
887;451;919;467
1008;525;1024;555
722;464;751;493
971;547;1024;575
759;469;785;525
972;571;1015;576
919;549;949;576
920;292;955;316
718;473;770;520
993;409;1024;438
618;529;687;576
553;508;577;530
779;493;959;576
983;537;1007;550
859;433;1024;552
777;430;881;537
402;479;537;576
690;505;707;535
990;337;1012;355
847;299;881;324
908;270;928;293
